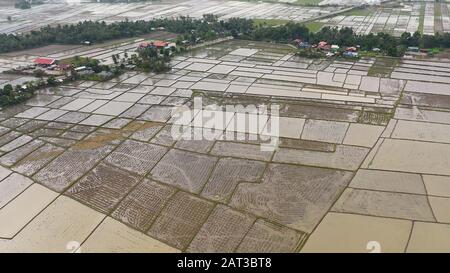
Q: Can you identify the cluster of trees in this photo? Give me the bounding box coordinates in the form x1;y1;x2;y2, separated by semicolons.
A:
131;46;172;72
251;23;450;56
248;22;310;43
112;52;128;66
265;24;450;56
0;82;37;107
70;56;107;73
306;27;411;57
14;0;44;8
69;56;122;81
0;75;68;107
68;46;176;79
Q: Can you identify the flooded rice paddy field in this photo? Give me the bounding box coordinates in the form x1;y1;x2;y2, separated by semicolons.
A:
1;0;447;37
0;0;340;34
0;39;450;252
319;0;450;36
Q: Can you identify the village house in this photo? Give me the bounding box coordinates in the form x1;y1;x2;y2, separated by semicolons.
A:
317;41;331;51
138;40;175;51
343;46;359;58
294;38;311;49
343;51;359;58
299;41;310;49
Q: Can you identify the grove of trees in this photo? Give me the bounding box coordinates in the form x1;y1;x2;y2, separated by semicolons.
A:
132;46;172;72
0;83;37;107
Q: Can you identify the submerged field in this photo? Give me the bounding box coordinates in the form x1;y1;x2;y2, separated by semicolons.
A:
1;1;448;38
319;1;450;36
1;37;450;252
0;0;340;34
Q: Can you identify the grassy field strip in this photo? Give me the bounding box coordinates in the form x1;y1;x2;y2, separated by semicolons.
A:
419;0;425;35
303;21;325;32
435;1;443;33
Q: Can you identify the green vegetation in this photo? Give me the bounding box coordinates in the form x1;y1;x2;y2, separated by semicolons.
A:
0;82;37;107
303;21;324;33
70;56;102;68
419;1;425;35
252;23;450;57
252;19;289;27
428;48;441;54
0;71;68;107
132;46;173;73
69;56;122;81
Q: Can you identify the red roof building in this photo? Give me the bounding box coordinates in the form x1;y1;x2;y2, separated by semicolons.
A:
153;41;169;48
138;41;169;50
318;41;331;51
34;57;56;66
138;42;151;50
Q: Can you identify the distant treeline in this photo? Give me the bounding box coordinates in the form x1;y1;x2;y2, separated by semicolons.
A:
2;15;450;56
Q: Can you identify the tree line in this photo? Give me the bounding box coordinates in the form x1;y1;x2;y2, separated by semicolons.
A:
249;23;450;56
1;15;450;56
0;16;251;53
